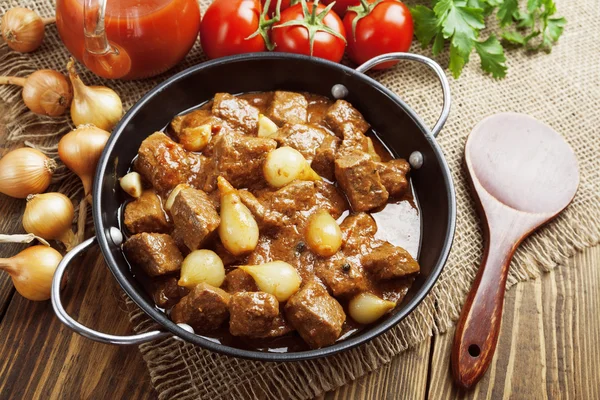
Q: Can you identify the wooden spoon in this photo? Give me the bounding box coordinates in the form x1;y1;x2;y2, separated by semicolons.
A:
452;113;579;389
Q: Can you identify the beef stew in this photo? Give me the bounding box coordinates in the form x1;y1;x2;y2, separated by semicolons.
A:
121;91;421;351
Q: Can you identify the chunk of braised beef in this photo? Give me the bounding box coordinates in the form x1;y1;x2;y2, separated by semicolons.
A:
362;241;420;280
222;269;259;293
376;159;410;197
212;93;260;134
311;134;341;181
169;109;231;140
171;283;230;333
238;189;289;231
203;132;277;191
264;180;347;220
266;91;308;126
123;233;183;277
284;281;346;349
335;150;389;212
324;100;370;138
124;190;170;234
340;212;378;251
229;292;282;338
275;123;327;161
152;276;189;309
134;132;204;196
314;254;367;298
170;188;220;251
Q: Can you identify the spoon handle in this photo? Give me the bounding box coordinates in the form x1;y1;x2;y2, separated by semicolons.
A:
451;227;518;389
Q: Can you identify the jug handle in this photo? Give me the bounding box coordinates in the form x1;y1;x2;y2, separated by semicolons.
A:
82;0;131;79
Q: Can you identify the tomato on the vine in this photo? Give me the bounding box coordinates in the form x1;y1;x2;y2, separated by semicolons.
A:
200;0;275;59
272;1;347;63
321;0;360;18
343;0;414;69
262;0;299;16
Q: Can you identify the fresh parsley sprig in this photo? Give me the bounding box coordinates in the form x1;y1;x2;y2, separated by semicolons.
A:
411;0;565;78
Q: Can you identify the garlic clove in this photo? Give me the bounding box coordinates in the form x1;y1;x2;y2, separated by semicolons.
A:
348;293;396;324
258;114;279;138
179;125;212;152
218;177;259;256
178;250;225;289
119;172;143;198
239;261;302;302
0;147;56;198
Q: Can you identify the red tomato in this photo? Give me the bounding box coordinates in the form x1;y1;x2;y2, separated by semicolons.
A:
343;0;413;69
201;0;270;59
272;2;347;63
321;0;360;18
262;0;297;16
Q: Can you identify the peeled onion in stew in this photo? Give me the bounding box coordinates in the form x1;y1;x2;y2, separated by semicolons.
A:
349;293;396;324
240;261;301;302
217;177;259;256
306;210;342;257
178;249;225;289
263;146;321;188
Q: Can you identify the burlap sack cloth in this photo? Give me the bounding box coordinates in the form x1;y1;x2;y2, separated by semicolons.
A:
1;0;598;398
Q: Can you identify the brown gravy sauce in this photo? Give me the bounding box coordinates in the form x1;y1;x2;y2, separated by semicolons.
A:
121;92;422;353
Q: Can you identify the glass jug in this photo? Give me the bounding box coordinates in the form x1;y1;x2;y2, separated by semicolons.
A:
56;0;201;80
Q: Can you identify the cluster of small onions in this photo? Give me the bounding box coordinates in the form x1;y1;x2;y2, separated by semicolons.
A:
0;125;110;301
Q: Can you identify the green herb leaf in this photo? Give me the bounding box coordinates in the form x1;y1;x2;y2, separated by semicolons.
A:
497;0;518;26
411;5;441;47
542;16;566;49
474;36;507;78
501;30;526;45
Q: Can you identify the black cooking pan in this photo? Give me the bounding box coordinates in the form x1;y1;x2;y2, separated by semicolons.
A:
51;52;456;362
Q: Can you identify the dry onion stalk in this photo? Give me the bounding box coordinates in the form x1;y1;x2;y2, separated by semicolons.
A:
0;70;72;116
0;245;62;301
67;58;123;131
1;7;55;53
0;148;57;198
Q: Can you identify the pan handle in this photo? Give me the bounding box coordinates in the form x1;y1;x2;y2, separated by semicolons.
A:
356;53;451;138
51;236;172;345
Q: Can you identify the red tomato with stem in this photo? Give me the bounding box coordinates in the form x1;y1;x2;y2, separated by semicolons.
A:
321;0;360;18
343;0;414;69
201;0;275;59
262;0;298;17
272;1;347;63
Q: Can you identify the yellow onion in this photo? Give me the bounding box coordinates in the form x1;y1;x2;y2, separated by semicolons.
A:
0;70;72;116
1;7;55;53
23;193;75;250
263;146;321;188
240;261;301;302
305;210;342;257
0;245;62;301
0;148;56;198
67;58;123;131
58;125;110;195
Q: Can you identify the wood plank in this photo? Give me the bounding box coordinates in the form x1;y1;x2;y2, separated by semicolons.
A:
324;338;431;400
0;247;156;399
428;245;600;399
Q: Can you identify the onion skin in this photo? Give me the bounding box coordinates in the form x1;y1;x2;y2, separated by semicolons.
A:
0;245;63;301
0;148;57;198
1;8;52;53
23;193;75;250
22;70;73;116
58;125;111;195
